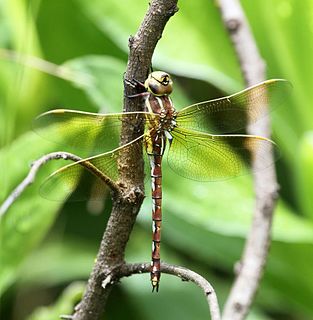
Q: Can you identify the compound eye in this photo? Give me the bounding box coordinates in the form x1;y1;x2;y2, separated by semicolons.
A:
161;76;169;86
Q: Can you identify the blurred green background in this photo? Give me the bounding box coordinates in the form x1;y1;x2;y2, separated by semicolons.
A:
1;0;313;319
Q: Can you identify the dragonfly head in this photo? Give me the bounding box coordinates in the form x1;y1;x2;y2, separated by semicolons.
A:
145;71;173;96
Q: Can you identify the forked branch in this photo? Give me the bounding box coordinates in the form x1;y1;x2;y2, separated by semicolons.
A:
2;2;223;320
0;152;83;216
0;151;120;217
72;1;179;319
217;1;279;319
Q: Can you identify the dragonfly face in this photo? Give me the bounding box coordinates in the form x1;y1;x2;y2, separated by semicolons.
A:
34;71;292;292
144;71;173;96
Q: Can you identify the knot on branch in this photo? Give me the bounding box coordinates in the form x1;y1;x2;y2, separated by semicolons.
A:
114;182;145;207
227;18;241;33
123;186;145;204
234;302;244;312
234;260;243;275
128;35;135;47
101;274;114;289
206;290;213;296
168;5;179;16
271;184;280;200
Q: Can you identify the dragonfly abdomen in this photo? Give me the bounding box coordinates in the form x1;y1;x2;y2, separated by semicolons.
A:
144;76;176;292
149;152;163;292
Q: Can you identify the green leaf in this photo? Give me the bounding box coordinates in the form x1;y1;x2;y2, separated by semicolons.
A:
0;0;46;143
74;0;243;93
26;282;85;320
161;168;313;312
139;162;313;315
19;239;95;286
295;131;313;220
0;132;73;295
122;271;271;320
62;55;126;113
241;0;313;165
62;54;191;112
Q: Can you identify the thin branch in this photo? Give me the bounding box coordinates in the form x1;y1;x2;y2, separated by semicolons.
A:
120;262;221;320
0;150;120;217
72;1;178;319
217;1;279;319
0;152;82;217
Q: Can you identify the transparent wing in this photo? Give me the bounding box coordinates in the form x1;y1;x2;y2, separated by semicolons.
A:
40;135;145;201
176;79;292;134
34;109;158;155
168;128;277;181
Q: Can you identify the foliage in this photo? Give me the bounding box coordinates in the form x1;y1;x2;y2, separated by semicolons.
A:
26;282;85;320
1;0;313;319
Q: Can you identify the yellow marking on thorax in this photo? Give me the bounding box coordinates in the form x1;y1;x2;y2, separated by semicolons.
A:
145;96;153;113
144;96;161;130
144;133;154;155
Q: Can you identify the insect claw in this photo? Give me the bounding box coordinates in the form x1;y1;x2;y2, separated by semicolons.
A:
151;281;159;293
132;78;145;88
124;77;137;88
124;77;145;89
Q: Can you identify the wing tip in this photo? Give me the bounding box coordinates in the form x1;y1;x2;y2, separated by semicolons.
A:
35;108;66;120
265;78;293;90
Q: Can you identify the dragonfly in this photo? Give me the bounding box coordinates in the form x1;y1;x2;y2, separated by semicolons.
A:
35;71;291;292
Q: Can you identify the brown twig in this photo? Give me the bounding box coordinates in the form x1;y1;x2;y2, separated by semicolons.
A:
72;1;179;319
217;1;279;319
0;152;82;216
120;262;221;320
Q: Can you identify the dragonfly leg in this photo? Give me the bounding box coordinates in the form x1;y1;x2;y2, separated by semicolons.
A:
133;78;146;88
124;76;149;98
127;92;150;98
124;77;145;89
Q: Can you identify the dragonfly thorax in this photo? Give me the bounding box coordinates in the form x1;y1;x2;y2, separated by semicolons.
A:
145;92;177;132
158;112;177;132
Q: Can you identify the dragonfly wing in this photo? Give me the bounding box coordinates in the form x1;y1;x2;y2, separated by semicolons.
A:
40;135;145;201
168;128;277;181
34;109;157;156
176;79;292;134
